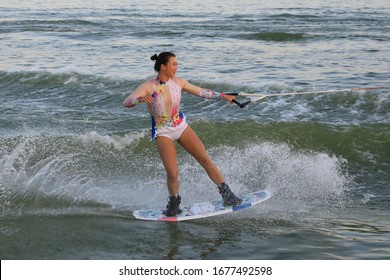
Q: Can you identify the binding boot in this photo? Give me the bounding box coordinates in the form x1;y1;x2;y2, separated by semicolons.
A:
163;194;182;216
218;183;242;206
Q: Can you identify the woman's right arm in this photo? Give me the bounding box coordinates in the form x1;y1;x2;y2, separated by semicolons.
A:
123;82;154;108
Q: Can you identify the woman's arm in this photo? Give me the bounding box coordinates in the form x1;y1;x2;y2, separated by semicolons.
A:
179;78;235;103
123;82;154;108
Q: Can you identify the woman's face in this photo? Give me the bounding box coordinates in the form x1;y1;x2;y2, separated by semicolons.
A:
162;56;178;78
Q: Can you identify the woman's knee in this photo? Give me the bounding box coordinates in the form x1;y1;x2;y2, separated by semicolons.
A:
196;154;214;169
166;169;179;182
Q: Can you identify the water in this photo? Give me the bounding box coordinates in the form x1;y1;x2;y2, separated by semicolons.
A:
0;0;389;260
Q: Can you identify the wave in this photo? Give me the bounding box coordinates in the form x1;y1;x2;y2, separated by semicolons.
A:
1;70;388;133
269;13;321;19
0;68;138;87
236;32;308;42
0;19;99;34
1;69;388;134
0;69;139;110
0;125;360;218
0;131;147;216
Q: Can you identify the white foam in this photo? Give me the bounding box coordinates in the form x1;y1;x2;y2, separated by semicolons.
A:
52;64;87;75
79;131;146;150
0;133;354;220
172;141;352;217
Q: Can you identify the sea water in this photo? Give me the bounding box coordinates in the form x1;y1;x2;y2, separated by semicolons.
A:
0;0;389;259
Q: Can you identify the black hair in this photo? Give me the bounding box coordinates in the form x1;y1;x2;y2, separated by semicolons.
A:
150;52;176;72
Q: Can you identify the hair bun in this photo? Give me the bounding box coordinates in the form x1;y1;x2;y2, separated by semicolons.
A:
150;54;158;61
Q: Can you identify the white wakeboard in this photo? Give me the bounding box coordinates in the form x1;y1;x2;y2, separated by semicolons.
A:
133;189;271;222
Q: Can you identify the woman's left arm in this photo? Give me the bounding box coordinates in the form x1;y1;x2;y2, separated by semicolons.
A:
180;78;235;103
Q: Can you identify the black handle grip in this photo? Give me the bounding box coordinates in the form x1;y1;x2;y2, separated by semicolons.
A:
232;99;251;108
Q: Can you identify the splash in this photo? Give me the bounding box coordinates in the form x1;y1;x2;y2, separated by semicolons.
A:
178;141;353;222
0;131;149;216
0;130;353;221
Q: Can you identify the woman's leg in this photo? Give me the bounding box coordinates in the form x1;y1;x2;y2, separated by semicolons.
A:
155;136;179;196
177;126;224;185
178;126;242;206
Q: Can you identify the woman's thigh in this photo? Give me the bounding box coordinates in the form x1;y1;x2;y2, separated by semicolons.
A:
156;136;178;177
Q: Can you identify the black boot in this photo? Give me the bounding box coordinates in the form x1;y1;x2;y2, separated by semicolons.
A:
163;194;182;217
218;183;242;206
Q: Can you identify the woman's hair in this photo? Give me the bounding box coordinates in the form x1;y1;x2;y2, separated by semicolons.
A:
151;52;176;72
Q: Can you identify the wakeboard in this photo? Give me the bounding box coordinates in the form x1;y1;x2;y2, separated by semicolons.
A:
133;189;271;222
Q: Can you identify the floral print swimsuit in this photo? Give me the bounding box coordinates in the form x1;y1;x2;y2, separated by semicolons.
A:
147;77;187;140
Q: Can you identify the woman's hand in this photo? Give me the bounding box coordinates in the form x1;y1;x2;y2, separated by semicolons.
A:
221;93;236;104
141;94;154;104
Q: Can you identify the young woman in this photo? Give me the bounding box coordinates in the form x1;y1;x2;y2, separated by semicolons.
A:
123;52;242;216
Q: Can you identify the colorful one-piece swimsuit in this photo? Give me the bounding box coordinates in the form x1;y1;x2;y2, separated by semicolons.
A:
148;77;187;141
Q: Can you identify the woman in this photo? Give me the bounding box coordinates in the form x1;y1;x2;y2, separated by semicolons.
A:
123;52;242;216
